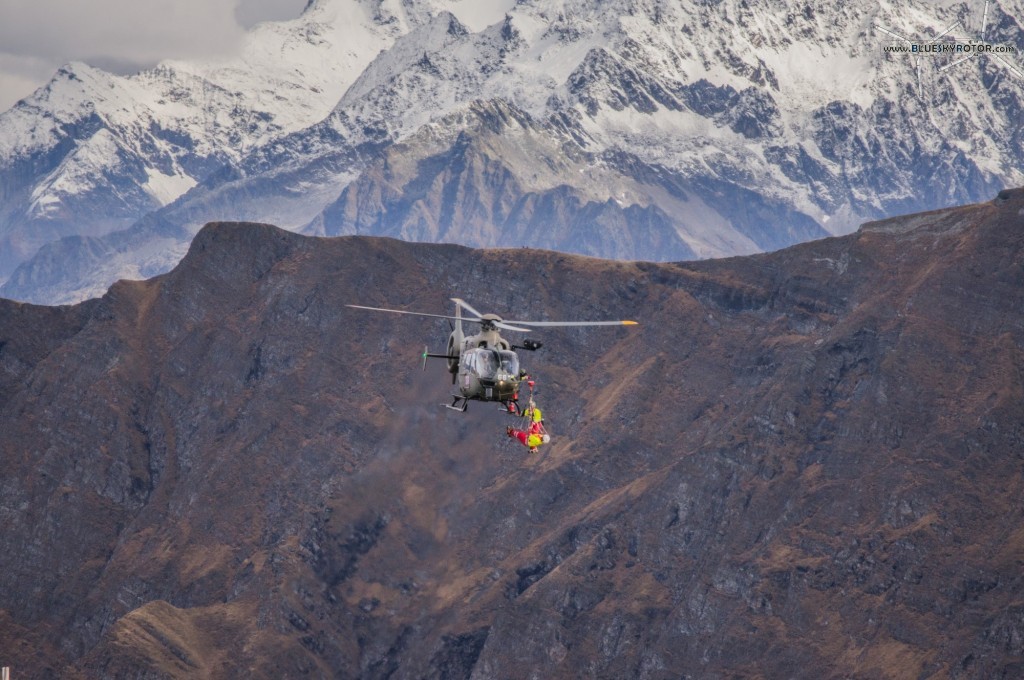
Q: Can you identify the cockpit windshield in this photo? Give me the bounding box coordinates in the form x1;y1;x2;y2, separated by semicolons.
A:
463;348;520;379
496;350;519;376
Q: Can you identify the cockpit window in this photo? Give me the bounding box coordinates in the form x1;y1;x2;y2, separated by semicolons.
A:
477;351;497;377
497;350;519;375
463;348;519;378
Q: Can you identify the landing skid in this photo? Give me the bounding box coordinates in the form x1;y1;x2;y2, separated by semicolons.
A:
444;395;469;412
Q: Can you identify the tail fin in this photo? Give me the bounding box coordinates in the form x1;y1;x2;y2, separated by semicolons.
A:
446;299;464;376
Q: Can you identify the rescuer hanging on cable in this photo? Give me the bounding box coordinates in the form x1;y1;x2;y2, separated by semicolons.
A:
506;395;549;452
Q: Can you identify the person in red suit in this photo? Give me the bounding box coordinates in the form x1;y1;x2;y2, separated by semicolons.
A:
506;399;548;452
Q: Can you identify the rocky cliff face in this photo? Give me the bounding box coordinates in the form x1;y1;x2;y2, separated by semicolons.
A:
1;189;1024;678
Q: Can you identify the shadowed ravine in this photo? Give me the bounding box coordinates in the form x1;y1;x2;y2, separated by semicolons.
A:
1;189;1023;678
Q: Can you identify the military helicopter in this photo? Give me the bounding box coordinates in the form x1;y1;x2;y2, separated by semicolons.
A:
347;298;638;411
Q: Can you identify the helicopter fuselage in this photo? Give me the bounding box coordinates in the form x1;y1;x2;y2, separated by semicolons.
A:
441;319;524;407
455;344;521;403
347;297;634;413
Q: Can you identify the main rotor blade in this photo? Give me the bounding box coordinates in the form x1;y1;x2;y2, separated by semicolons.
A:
450;297;529;329
451;298;485;319
502;320;640;327
347;304;509;326
346;304;465;322
446;299;639;329
494;321;532;332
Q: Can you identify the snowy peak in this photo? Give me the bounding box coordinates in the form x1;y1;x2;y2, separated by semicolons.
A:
339;12;471;106
0;0;423;281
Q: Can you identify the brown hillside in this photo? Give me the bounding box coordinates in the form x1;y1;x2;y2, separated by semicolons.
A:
1;189;1023;678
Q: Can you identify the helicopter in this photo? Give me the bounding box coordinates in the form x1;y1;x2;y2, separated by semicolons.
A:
347;298;638;412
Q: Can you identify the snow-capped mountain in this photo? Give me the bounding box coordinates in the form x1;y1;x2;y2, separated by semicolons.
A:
2;0;1023;303
0;0;508;284
309;97;826;257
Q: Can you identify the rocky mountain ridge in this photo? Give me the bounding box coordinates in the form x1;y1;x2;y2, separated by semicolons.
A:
1;188;1023;677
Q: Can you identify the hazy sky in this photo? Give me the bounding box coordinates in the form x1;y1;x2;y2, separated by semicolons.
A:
0;0;308;112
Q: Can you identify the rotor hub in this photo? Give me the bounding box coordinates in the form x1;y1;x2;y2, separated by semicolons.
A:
478;314;503;332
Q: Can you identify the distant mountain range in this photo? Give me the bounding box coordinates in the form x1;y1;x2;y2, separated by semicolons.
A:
2;0;1023;303
2;187;1023;677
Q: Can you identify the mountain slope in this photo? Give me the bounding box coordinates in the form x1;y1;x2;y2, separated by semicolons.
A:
2;188;1023;677
308;98;826;259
